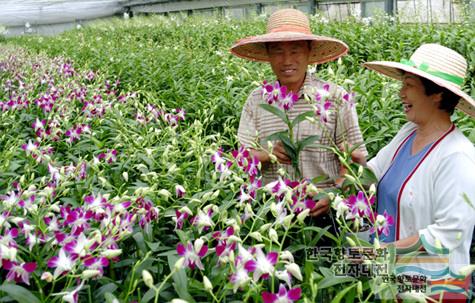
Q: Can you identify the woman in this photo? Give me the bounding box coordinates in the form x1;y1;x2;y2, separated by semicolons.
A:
364;44;475;299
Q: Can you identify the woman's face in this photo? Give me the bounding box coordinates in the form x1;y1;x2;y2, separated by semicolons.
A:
399;73;441;124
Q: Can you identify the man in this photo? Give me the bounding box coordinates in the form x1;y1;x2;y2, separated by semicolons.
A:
230;8;367;218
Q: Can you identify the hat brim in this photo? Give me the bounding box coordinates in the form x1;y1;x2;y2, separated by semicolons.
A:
364;61;475;118
230;32;348;64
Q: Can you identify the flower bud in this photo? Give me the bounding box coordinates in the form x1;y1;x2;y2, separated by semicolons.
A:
369;184;377;196
270;202;278;217
81;269;100;280
41;272;54;282
358;165;364;177
142;270;154;289
122;172;128;182
259;223;272;232
267;141;273;151
344;174;356;183
277;168;286;176
101;249;122;258
306;183;318;195
297;209;310;223
203;276;213;292
269;154;278;163
175;185;186;198
346;236;357;247
174;257;185;271
282;214;294;229
249;231;263;242
357;281;363;297
373;238;380;250
269;228;278;243
229;250;235;264
158;189;171;201
285;263;303;281
211;190;220;200
280;250;294;263
327;192;335;200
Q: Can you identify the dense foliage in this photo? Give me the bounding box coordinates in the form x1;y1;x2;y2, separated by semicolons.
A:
0;14;474;302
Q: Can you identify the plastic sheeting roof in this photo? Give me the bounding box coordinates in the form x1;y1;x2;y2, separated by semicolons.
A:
0;0;124;26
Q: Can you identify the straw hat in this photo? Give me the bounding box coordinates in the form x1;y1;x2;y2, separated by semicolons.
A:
364;43;475;117
230;8;348;64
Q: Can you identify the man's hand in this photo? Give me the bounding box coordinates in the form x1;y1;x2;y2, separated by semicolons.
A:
272;141;291;165
309;197;330;217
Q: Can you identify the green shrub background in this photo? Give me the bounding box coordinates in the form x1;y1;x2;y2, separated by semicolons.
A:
5;15;475;157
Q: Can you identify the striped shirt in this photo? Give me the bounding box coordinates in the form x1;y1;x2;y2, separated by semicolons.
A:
237;73;367;185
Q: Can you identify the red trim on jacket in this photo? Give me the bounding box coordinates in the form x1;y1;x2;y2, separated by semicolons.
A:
394;124;455;240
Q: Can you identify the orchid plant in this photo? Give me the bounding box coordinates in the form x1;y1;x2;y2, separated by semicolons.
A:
259;80;319;179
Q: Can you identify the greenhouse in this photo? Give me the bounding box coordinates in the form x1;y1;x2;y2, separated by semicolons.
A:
0;0;474;302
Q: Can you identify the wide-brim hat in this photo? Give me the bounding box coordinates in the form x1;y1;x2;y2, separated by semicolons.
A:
364;43;475;117
230;8;348;64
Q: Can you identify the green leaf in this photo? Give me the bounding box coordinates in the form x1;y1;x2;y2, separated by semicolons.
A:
330;283;357;303
291;111;314;128
141;288;156;303
279;134;297;159
259;103;289;124
133;232;147;254
265;130;289;142
319;266;335;278
0;283;40;303
94;283;118;301
297;135;320;153
302;226;338;243
104;292;119;303
318;276;357;289
311;175;331;184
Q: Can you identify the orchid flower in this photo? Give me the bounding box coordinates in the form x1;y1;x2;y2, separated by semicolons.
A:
176;239;208;270
244;247;278;281
262;284;301;303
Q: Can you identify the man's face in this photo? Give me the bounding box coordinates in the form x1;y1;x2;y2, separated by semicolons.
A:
267;40;311;92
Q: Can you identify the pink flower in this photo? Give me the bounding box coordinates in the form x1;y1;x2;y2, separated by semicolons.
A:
346;191;375;219
262;284;301;303
213;227;236;259
265;177;289;197
244;247;278;281
84;256;109;275
47;248;77;278
2;260;37;285
245;156;260;177
278;86;299;111
231;146;250;168
97;149;117;164
175;184;186;198
315;99;333;123
174;209;189;230
261;80;281;105
370;210;394;237
176;240;208;270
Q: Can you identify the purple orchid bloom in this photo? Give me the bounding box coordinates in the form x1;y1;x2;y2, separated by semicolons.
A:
262;284;302;303
176;239;208;270
2;260;37;285
370;210;394;237
244;247;278;281
346;191;375;219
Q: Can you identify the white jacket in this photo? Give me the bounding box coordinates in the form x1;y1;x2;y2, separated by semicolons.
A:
368;122;475;274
